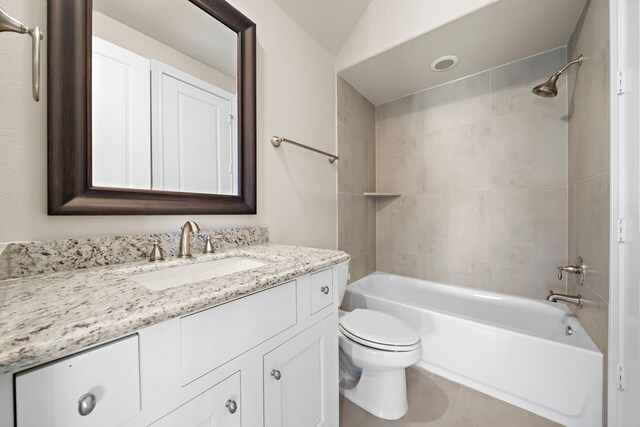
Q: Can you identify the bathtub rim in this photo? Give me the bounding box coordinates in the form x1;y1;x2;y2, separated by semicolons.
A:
345;271;601;354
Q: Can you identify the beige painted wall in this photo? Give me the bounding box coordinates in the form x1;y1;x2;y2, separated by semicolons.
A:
374;48;569;299
93;11;236;93
337;76;376;283
567;0;610;355
0;0;338;250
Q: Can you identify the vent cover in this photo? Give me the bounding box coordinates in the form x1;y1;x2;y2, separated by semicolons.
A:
430;55;459;72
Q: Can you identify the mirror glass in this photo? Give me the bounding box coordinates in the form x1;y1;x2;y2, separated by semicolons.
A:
91;0;239;195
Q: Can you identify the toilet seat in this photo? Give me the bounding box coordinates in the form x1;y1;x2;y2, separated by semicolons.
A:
339;309;421;352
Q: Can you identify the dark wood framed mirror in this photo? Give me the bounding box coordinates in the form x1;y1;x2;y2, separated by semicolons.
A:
48;0;256;215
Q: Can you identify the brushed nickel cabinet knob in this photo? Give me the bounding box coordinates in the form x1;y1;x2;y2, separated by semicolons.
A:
78;393;96;416
225;399;238;414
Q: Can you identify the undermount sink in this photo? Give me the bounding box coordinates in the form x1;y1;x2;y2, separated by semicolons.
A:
132;257;270;291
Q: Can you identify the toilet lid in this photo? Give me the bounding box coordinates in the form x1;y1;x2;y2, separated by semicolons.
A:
339;309;420;349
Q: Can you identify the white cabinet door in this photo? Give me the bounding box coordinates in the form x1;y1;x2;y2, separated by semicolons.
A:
151;61;236;195
92;37;151;190
150;372;241;427
264;315;336;427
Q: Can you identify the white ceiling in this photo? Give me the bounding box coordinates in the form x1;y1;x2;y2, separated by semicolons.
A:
273;0;373;54
93;0;237;78
339;0;588;105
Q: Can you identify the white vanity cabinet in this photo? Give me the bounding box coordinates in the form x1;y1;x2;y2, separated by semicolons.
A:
15;335;141;427
4;264;344;427
264;315;335;427
149;372;241;427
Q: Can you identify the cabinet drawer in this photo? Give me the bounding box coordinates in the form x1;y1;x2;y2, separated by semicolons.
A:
310;268;333;314
181;281;297;385
150;371;241;427
15;335;140;427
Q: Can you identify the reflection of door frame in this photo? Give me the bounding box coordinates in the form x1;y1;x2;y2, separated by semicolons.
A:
150;60;237;193
608;0;639;425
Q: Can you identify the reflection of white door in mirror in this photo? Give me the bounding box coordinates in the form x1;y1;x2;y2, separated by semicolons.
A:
92;37;152;190
91;38;238;195
151;61;237;195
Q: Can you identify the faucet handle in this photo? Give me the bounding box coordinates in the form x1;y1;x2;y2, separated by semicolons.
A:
203;235;224;254
557;256;587;285
134;240;165;262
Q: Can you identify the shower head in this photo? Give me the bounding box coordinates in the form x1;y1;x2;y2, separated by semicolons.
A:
532;55;583;98
532;73;561;97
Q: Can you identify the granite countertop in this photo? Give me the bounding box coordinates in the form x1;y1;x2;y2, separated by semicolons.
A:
0;244;349;374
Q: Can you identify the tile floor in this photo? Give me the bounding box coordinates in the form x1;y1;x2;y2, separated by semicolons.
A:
339;366;562;427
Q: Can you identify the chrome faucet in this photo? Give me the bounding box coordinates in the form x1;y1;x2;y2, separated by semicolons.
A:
178;221;201;258
546;290;583;308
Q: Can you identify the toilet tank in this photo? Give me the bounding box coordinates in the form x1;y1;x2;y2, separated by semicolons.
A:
336;261;350;306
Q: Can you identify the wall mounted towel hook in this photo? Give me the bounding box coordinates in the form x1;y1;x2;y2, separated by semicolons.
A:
0;6;44;101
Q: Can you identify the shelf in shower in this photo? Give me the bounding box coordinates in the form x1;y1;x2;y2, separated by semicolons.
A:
364;192;401;198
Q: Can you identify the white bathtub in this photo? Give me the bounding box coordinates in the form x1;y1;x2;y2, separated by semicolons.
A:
342;272;603;427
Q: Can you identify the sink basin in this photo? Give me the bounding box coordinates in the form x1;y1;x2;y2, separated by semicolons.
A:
132;257;269;291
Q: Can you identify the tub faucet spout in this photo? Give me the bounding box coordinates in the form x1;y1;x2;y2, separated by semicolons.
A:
546;290;583;308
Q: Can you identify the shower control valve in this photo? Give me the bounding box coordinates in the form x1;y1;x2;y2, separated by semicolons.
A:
557;256;587;286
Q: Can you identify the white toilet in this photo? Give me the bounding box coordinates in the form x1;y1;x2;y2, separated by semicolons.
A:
337;266;422;420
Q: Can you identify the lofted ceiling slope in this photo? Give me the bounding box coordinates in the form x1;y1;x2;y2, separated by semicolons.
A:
272;0;373;54
339;0;588;105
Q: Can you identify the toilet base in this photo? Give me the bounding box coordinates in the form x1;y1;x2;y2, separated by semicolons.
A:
341;367;408;420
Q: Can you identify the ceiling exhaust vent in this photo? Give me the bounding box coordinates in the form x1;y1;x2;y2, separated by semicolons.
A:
430;55;459;72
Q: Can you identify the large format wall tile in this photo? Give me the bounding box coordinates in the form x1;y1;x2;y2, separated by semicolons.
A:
490;188;567;268
417;192;492;261
572;173;610;301
338;123;369;194
490;104;568;190
567;0;610;358
377;197;418;254
338;193;369;258
377;137;417;194
376;251;417;277
416;255;493;290
375;48;570;300
337;77;376;282
338;76;372;139
490;47;567;116
567;45;610;184
376;95;416;142
416;71;491;134
416;122;493;193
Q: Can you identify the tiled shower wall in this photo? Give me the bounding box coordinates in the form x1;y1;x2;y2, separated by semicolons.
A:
567;0;610;354
375;48;570;299
337;77;376;283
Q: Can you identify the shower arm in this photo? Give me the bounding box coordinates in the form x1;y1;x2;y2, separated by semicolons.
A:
554;56;583;77
0;6;44;102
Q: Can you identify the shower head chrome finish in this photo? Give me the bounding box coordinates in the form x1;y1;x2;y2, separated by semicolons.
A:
532;55;583;98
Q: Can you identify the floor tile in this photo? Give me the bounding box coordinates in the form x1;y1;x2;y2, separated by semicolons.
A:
389;367;459;427
448;384;561;427
339;366;562;427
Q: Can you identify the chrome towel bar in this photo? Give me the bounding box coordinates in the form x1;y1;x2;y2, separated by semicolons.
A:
0;5;43;101
271;136;339;164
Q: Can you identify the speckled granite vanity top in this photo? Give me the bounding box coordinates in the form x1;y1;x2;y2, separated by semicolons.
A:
0;231;348;374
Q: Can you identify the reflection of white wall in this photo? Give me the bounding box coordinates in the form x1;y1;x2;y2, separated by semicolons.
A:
93;11;236;94
0;0;337;250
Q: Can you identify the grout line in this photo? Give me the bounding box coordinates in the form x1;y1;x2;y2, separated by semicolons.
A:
570;171;610;187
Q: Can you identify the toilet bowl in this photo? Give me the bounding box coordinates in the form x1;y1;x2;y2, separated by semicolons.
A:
338;308;422;420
